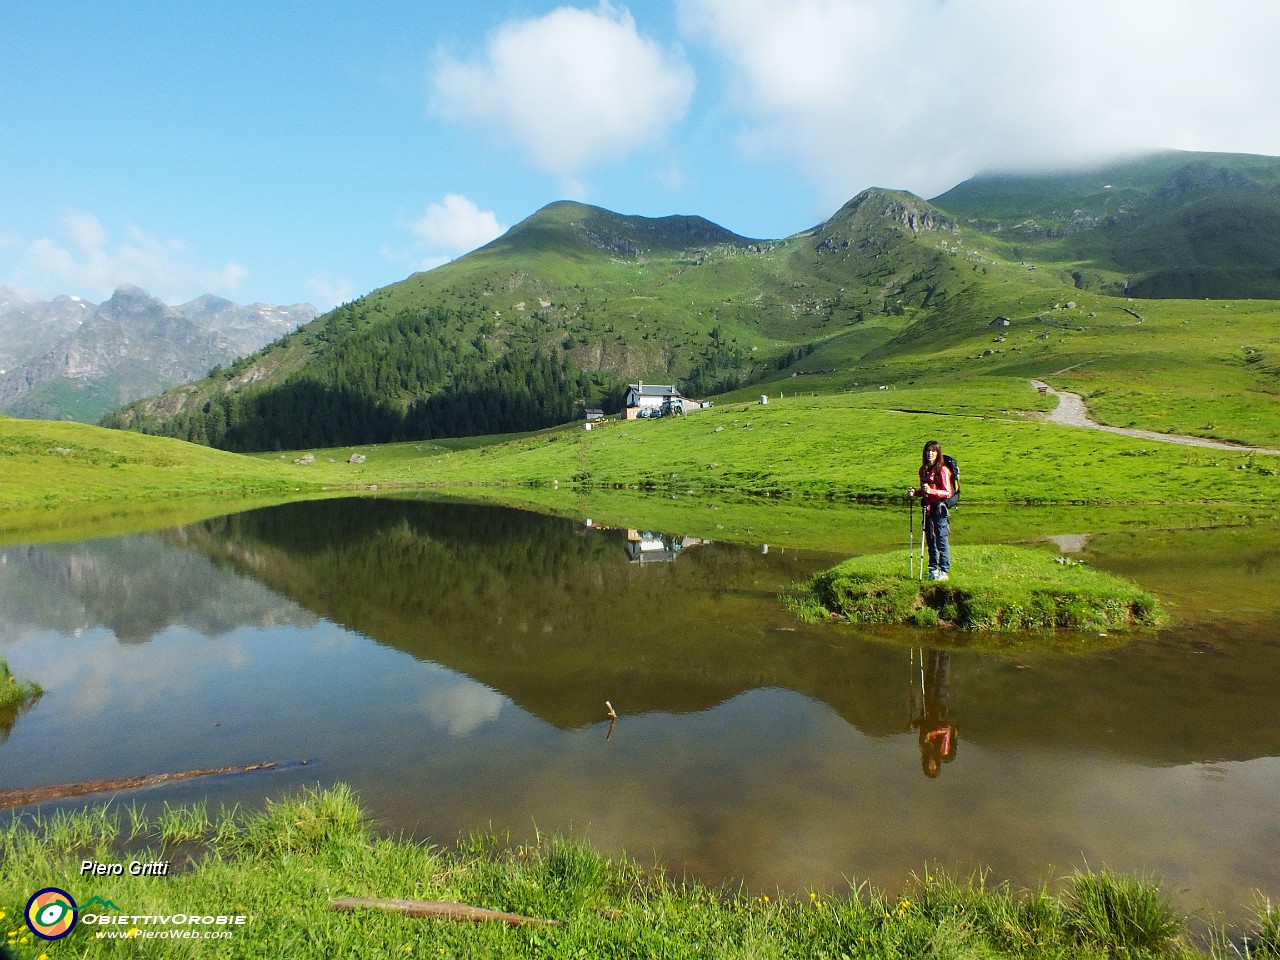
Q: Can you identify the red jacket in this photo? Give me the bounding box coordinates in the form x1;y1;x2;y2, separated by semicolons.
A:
918;461;954;508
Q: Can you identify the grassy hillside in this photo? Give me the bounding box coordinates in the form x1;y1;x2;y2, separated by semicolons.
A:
0;415;335;542
333;385;1274;505
731;273;1280;449
932;150;1280;298
14;375;1277;510
100;152;1280;460
99;191;962;450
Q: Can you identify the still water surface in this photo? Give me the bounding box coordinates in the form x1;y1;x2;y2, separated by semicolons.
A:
2;497;1278;922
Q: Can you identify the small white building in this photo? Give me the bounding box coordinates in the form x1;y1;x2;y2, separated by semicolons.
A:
624;382;701;419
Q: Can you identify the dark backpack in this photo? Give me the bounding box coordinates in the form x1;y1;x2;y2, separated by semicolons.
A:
942;455;960;508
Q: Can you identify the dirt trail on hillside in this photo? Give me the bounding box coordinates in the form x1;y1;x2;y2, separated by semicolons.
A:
1029;380;1280;455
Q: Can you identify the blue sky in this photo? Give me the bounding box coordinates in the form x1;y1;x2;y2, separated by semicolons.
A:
3;0;1279;311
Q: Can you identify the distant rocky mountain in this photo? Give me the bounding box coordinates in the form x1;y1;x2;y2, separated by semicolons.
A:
0;286;95;372
0;286;316;422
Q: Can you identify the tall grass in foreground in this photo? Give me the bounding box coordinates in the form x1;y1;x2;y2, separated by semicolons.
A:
1;785;1276;958
1066;870;1183;956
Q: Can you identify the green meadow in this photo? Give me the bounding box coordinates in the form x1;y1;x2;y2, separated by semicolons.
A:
732;270;1280;450
3;363;1277;548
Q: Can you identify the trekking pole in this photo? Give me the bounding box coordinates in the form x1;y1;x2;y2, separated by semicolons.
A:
919;505;927;581
907;490;915;578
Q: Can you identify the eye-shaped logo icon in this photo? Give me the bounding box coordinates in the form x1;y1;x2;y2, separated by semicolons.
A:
26;887;78;940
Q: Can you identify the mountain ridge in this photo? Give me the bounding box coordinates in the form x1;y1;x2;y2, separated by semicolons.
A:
0;286;316;422
102;149;1280;451
931;149;1280;297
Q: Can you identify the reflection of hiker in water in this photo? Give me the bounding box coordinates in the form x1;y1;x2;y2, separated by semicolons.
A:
909;648;959;778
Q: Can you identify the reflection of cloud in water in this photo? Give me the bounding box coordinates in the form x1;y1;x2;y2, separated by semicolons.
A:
419;681;504;736
383;688;1280;920
9;627;256;718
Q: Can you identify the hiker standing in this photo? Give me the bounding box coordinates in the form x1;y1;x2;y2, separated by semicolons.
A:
910;440;954;581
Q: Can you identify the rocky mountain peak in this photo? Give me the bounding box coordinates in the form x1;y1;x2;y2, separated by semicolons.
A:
0;286;317;421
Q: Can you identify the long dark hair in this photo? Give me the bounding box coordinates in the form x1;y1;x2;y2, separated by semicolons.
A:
921;439;943;469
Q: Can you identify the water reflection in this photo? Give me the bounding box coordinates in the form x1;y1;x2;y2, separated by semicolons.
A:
0;536;316;644
622;529;709;564
0;497;1278;922
909;649;958;779
0;693;39;746
582;518;713;562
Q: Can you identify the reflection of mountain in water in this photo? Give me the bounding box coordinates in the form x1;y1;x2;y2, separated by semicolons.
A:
179;497;829;726
0;536;316;644
174;497;1280;766
1;697;39;745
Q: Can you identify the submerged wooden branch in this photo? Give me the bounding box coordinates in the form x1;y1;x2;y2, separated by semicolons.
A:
0;761;292;810
331;897;561;927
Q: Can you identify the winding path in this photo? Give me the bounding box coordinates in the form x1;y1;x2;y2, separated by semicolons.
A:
1029;380;1280;456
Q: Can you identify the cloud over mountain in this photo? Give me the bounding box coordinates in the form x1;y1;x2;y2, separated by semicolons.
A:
431;2;696;188
412;194;507;255
16;210;248;305
678;0;1280;206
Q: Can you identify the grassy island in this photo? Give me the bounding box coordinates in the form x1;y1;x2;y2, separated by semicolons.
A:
2;786;1276;959
791;545;1165;633
0;658;40;713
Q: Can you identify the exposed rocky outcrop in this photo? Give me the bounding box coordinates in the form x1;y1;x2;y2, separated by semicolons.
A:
0;286;315;421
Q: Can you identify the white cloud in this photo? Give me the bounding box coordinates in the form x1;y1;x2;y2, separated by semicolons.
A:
382;194;508;277
431;2;696;190
678;0;1280;207
412;194;506;251
9;210;247;303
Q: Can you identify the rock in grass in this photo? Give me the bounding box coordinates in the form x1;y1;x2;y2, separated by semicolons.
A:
790;545;1165;632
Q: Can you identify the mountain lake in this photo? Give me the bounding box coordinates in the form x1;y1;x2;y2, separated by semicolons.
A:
2;496;1278;928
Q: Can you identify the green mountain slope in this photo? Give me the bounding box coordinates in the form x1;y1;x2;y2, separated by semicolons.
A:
104;191;957;451
931;150;1280;298
101;151;1280;453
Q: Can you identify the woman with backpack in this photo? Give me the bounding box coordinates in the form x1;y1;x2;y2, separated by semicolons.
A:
910;440;956;581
